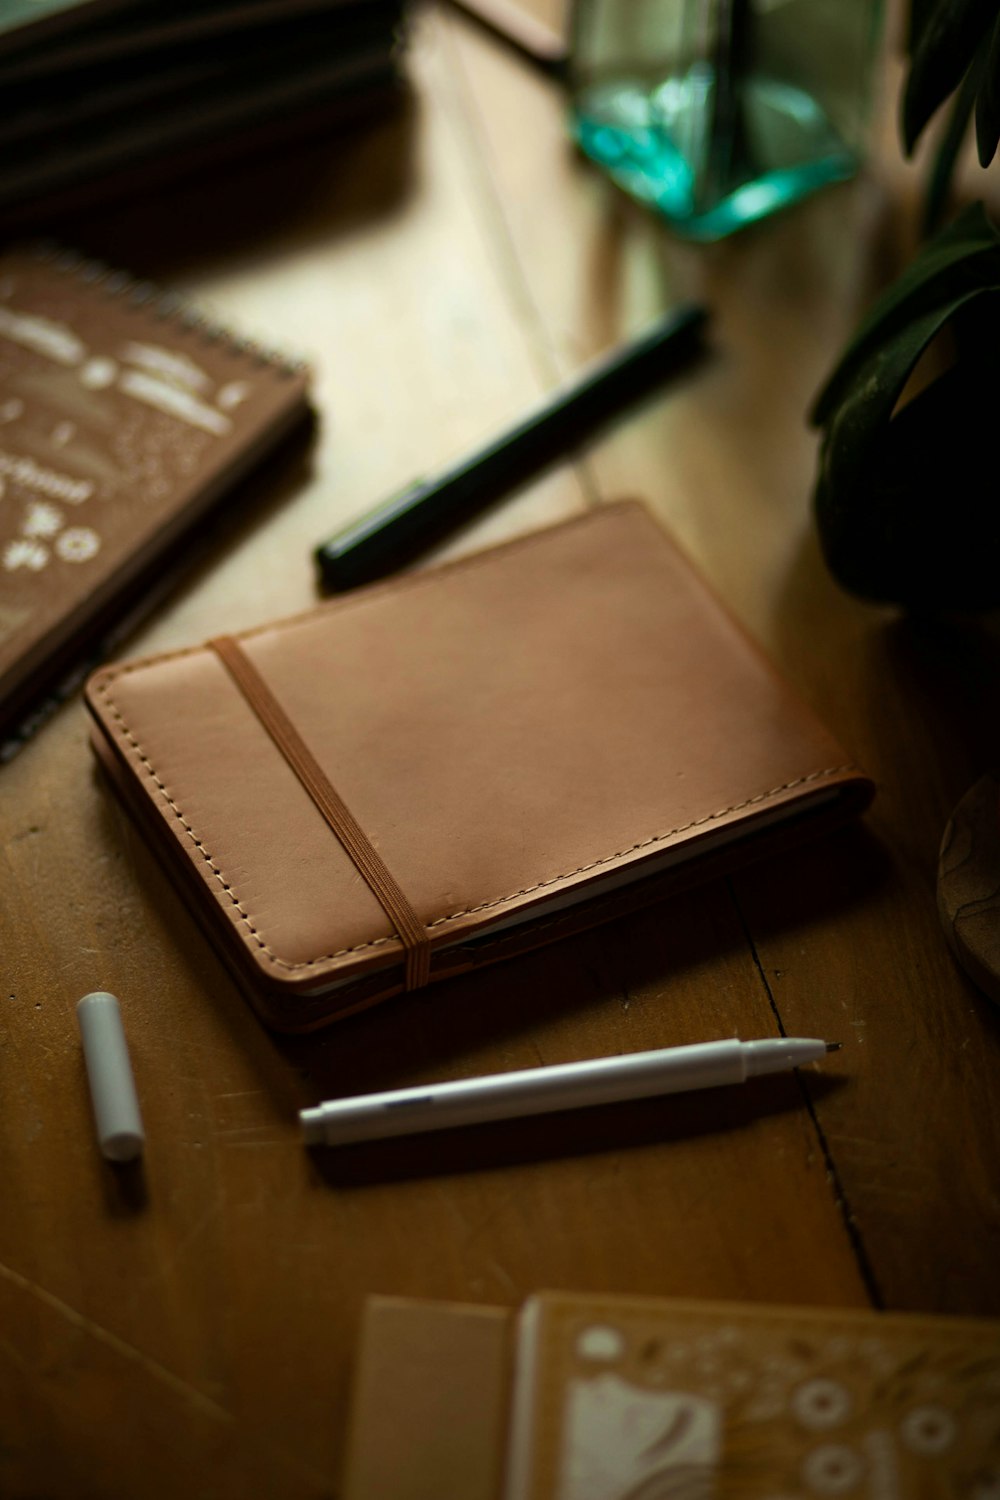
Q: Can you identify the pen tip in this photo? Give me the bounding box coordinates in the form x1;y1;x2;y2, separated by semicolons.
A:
825;1041;843;1052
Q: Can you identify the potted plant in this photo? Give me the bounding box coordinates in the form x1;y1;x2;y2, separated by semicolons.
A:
811;0;1000;611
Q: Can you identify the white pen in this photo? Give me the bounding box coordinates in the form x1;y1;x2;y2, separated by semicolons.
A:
299;1036;841;1147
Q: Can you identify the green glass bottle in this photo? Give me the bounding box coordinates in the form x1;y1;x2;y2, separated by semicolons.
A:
569;0;882;240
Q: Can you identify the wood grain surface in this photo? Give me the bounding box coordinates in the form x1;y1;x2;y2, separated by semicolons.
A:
2;4;999;1496
939;769;1000;1006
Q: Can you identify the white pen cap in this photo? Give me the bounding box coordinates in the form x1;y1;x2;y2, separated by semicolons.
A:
76;991;145;1162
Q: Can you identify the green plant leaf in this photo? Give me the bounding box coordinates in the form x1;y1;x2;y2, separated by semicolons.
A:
810;203;1000;426
818;296;980;498
812;3;1000;610
907;0;940;54
901;0;995;154
975;10;1000;164
924;48;984;232
815;365;1000;607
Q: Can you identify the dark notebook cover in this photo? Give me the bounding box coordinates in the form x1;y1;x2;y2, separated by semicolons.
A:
0;243;311;747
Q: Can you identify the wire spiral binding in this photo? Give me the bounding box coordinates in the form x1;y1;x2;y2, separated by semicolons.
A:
25;239;308;378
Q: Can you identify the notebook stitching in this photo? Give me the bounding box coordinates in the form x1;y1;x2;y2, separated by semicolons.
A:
94;667;855;974
94;681;397;964
423;763;853;930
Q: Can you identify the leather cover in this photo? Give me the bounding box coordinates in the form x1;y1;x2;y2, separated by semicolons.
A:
85;502;873;1031
0;242;310;738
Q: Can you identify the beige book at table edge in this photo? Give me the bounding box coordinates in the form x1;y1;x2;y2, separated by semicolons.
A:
342;1291;1000;1500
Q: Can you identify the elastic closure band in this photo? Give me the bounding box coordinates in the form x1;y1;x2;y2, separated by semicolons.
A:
209;635;431;991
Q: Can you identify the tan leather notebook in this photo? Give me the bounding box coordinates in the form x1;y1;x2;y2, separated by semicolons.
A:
84;502;873;1031
0;242;310;746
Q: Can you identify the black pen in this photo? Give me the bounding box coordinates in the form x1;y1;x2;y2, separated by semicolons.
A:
314;303;709;592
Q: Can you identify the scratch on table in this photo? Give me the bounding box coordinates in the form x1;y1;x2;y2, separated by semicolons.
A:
0;1257;332;1487
487;1257;518;1299
859;1181;928;1200
458;1201;506;1252
0;1256;232;1423
221;1139;288;1148
173;1203;220;1257
213;1123;289;1146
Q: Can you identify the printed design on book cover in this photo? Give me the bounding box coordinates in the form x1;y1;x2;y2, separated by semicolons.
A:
0;246;289;588
0;242;308;752
515;1302;1000;1500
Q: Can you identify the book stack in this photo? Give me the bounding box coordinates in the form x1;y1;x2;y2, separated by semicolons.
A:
343;1290;1000;1499
0;0;409;224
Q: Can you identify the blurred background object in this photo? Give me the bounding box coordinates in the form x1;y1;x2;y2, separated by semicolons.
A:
811;0;1000;613
0;0;410;226
567;0;883;240
444;0;566;72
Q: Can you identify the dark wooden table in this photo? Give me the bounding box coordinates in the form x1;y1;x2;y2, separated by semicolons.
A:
3;5;999;1495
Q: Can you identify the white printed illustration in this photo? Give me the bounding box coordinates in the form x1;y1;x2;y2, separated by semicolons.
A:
898;1405;956;1456
121;341;211;391
530;1310;1000;1500
55;527;100;563
791;1379;853;1432
79;357;118;390
0;262;269;597
557;1371;721;1500
21;501;64;538
3;539;49;571
218;380;252;410
0;304;86;364
576;1326;628;1363
0;451;93;505
800;1443;865;1495
3;500;101;573
117;366;231;435
0;278;256;437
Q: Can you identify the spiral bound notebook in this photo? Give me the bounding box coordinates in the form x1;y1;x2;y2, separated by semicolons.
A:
0;243;311;749
85;502;872;1031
